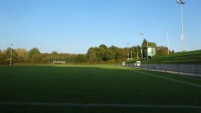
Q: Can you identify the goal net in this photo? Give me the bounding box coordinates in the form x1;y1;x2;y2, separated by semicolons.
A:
53;61;65;65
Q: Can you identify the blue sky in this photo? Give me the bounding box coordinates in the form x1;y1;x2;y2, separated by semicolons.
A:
0;0;201;54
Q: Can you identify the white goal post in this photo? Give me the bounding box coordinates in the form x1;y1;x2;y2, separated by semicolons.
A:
53;61;65;65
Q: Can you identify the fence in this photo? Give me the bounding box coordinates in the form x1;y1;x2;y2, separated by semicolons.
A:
124;63;201;77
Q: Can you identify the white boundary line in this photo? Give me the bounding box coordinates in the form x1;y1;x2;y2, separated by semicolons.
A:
125;68;201;88
0;69;28;72
0;102;201;109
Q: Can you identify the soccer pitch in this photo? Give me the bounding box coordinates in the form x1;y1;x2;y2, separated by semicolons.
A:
0;65;201;113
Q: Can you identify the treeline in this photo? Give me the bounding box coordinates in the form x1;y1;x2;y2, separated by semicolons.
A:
0;39;174;65
0;48;81;65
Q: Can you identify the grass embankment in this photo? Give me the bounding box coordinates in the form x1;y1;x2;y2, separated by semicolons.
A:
128;50;201;64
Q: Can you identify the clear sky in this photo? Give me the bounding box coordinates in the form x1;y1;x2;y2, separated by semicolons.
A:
0;0;201;54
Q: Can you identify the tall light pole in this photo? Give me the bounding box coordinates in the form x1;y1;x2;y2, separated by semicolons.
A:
140;32;149;60
136;46;138;60
10;44;13;66
127;43;129;60
177;0;185;52
140;32;143;59
167;32;170;55
146;39;148;60
130;49;132;59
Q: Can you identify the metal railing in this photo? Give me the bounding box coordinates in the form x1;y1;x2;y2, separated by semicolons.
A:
124;63;201;77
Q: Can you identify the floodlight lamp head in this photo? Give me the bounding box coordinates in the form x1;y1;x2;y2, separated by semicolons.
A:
177;0;185;4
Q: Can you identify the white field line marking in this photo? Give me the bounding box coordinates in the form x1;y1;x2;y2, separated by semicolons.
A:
0;102;201;109
126;68;201;88
0;69;28;72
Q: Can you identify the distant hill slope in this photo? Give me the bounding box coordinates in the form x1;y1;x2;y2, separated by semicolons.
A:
142;50;201;64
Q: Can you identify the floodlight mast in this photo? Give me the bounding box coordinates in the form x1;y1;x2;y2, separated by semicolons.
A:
10;44;13;66
127;43;129;60
167;32;170;55
140;32;143;59
177;0;185;4
177;0;185;52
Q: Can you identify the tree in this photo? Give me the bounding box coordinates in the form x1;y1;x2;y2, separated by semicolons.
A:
97;44;108;62
107;45;127;61
87;47;98;62
28;48;41;59
130;46;138;59
31;54;43;63
28;48;41;63
109;46;120;59
3;48;18;64
0;50;6;65
50;51;59;61
15;48;28;63
51;51;58;56
157;46;168;56
41;53;50;64
76;54;88;62
142;39;157;47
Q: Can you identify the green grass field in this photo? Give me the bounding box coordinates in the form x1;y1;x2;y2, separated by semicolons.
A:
0;65;201;113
